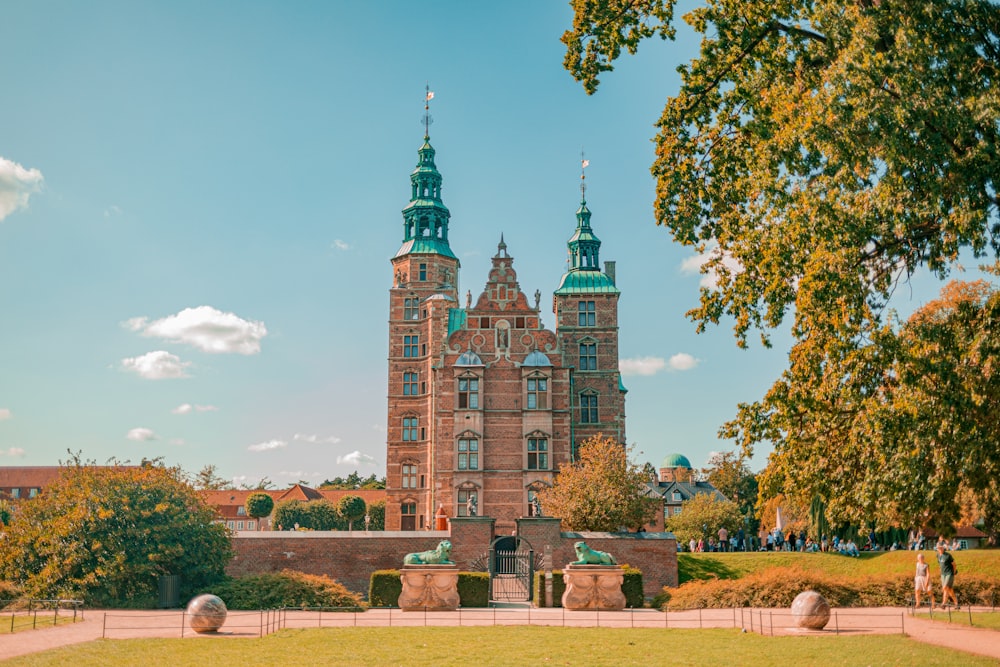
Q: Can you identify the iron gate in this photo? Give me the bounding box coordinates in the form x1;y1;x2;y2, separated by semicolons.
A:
488;536;534;602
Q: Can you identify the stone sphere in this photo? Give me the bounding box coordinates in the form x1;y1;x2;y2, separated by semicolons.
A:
186;594;227;633
791;590;831;630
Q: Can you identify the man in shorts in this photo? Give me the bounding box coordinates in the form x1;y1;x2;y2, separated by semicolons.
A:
936;543;958;608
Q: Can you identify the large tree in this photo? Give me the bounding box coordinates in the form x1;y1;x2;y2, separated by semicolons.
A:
245;492;275;530
563;1;1000;530
701;450;758;521
666;493;742;548
536;435;659;531
0;460;231;606
336;495;367;531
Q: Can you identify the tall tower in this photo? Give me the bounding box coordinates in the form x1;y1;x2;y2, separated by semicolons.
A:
385;96;460;531
553;165;627;453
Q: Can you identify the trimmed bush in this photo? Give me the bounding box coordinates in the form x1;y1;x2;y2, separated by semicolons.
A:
533;569;567;607
457;572;490;607
658;566;1000;610
368;570;490;607
621;565;644;608
207;570;364;610
369;570;402;607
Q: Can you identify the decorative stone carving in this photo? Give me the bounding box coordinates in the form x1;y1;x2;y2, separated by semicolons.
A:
561;565;626;611
791;590;831;630
398;566;460;611
186;594;227;633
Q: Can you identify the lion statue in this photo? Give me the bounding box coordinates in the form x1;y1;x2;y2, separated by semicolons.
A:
572;541;616;565
403;540;454;565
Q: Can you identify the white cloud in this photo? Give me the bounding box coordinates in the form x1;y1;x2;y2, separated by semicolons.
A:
0;156;43;222
0;447;25;457
122;350;191;379
126;306;267;355
680;244;743;289
668;353;700;371
104;205;122;218
171;403;218;415
337;450;376;466
332;239;350;251
126;427;156;441
620;357;667;376
0;408;10;421
293;433;342;444
248;439;287;452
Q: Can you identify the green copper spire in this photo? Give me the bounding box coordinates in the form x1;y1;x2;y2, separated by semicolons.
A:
555;155;619;295
395;86;456;260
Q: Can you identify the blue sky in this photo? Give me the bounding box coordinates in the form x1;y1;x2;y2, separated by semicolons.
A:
0;1;964;487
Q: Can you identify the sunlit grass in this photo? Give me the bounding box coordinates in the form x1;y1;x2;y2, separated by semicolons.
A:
0;613;80;635
2;627;994;667
923;610;1000;630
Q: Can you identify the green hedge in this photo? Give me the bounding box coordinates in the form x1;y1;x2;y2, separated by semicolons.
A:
368;570;490;607
654;566;1000;610
533;566;643;608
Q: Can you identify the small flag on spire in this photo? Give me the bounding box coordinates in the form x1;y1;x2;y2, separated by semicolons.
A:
581;159;590;168
426;91;435;101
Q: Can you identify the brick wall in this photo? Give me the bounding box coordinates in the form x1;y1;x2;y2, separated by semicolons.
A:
229;517;676;601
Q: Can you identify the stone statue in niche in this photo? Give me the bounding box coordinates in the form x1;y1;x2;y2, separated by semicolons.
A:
466;494;477;517
497;327;508;349
534;289;541;310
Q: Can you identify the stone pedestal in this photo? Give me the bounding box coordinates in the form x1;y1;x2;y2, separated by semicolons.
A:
561;565;626;611
398;565;460;611
791;590;831;629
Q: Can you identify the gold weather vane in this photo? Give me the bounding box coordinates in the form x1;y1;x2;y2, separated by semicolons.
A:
423;84;435;138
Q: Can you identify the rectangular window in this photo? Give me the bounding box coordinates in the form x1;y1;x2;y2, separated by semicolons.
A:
236;506;246;516
403;335;419;357
674;507;682;515
248;520;256;530
672;491;682;501
578;300;596;326
28;488;38;498
419;264;427;281
402;464;418;488
237;521;244;530
10;488;19;499
479;317;490;328
515;317;525;329
527;438;548;470
404;297;419;320
579;342;597;370
457;489;477;517
227;521;235;529
401;502;416;531
402;417;418;441
403;371;418;395
580;394;598;423
458;377;479;409
526;377;548;409
458;438;479;470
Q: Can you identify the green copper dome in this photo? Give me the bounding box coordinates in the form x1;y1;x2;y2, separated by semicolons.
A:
554;187;619;295
661;453;692;469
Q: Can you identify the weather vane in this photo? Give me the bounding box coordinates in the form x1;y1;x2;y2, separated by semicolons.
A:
423;84;435;138
580;149;590;199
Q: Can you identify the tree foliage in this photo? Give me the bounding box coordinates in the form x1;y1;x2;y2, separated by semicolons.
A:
0;461;231;606
666;493;742;548
564;1;1000;538
192;464;230;490
701;451;758;519
319;471;385;489
244;492;274;528
336;495;367;531
536;435;659;531
760;276;1000;540
366;499;386;530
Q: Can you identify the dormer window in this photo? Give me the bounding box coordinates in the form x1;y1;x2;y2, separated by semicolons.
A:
458;376;480;409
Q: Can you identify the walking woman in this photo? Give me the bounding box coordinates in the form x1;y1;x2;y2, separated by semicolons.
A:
914;553;932;608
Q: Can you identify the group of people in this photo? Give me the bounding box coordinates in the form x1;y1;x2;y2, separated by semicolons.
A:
914;543;960;609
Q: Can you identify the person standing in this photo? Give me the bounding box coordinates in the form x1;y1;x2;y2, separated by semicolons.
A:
718;527;729;553
914;553;932;609
936;543;959;608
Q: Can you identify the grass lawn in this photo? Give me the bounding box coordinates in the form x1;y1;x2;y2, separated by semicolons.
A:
679;549;1000;584
923;610;1000;630
0;614;79;635
2;627;995;667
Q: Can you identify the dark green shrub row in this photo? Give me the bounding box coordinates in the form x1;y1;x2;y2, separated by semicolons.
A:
655;566;1000;610
206;570;365;610
533;566;643;608
368;570;490;607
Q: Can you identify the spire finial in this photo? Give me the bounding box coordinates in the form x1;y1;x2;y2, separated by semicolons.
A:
423;84;435;139
580;149;590;201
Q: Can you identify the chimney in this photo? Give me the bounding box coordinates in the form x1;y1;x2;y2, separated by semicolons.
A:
604;260;616;285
